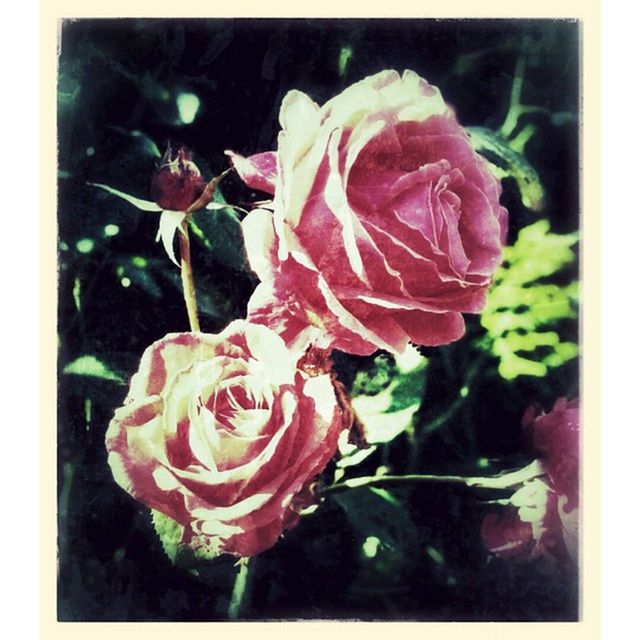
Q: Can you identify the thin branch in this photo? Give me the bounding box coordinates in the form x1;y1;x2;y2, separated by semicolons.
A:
178;220;200;332
322;460;545;495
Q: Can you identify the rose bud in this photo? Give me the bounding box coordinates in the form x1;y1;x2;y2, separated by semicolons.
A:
227;70;508;356
150;144;207;211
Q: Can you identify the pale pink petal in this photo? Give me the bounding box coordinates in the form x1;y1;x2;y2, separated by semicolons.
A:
241;208;278;282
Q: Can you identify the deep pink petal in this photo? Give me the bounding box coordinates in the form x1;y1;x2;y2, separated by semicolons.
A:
226;150;278;195
394;309;465;346
527;399;580;510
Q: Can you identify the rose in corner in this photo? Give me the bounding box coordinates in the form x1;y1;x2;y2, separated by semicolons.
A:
105;320;347;558
481;398;579;566
228;69;508;356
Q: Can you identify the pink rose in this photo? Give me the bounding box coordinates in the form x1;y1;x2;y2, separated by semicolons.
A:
481;399;579;566
524;397;579;512
105;320;346;558
228;69;508;355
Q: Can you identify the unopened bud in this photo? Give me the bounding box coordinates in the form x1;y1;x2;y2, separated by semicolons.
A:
150;145;206;211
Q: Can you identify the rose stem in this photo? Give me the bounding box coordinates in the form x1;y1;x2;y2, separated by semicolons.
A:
321;460;544;495
228;557;252;620
178;219;200;333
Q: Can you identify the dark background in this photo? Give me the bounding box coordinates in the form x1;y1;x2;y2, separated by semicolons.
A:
57;18;580;621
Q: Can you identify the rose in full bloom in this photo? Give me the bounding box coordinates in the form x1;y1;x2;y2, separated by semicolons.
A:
150;144;207;211
228;69;508;355
481;398;579;566
105;320;346;558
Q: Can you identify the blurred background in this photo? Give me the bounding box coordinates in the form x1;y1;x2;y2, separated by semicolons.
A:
57;18;580;621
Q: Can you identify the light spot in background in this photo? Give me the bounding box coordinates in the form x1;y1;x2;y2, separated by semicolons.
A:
362;536;381;559
72;278;81;311
86;146;95;157
59;241;69;251
339;46;353;77
426;546;444;565
177;92;200;124
76;238;94;254
84;398;92;431
132;256;148;268
116;266;125;277
459;385;469;398
104;224;120;237
121;277;131;288
477;457;490;469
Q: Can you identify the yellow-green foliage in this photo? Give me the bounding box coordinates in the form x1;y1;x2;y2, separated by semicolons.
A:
481;220;579;379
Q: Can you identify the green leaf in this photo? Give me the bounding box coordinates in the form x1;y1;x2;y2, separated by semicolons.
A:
334;487;422;595
467;126;545;211
151;510;184;564
62;355;124;383
108;127;162;158
89;182;162;212
332;486;418;555
348;349;428;446
388;367;428;413
480;220;579;380
351;382;420;445
190;195;248;270
351;354;395;397
368;486;401;507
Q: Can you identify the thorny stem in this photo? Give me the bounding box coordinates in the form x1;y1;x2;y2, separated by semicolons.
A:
178;219;200;333
322;460;544;495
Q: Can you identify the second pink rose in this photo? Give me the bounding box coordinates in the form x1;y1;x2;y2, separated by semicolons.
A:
229;69;508;355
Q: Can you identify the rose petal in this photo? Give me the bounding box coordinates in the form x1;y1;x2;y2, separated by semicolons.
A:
226;150;278;195
481;507;534;559
393;309;465;347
